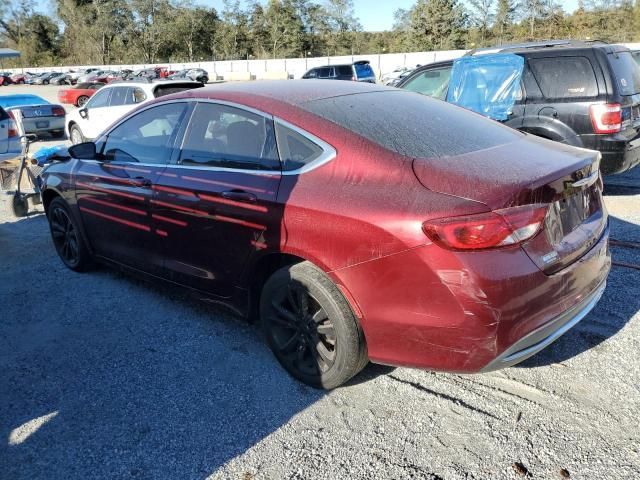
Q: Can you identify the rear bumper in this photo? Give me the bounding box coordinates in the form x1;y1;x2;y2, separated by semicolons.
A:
581;132;640;175
480;279;606;371
22;117;65;134
332;223;611;373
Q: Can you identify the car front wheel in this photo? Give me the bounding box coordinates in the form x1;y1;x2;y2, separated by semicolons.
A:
69;124;84;144
261;262;368;389
48;197;92;271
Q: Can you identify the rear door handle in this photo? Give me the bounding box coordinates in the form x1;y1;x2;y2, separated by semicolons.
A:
221;190;257;202
130;176;152;188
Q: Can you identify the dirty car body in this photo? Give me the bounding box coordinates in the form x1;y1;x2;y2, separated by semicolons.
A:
40;81;610;383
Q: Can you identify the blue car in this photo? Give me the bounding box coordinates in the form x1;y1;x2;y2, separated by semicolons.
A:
0;94;66;138
0;106;21;162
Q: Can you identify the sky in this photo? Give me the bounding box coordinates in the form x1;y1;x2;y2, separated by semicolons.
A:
36;0;581;32
198;0;581;31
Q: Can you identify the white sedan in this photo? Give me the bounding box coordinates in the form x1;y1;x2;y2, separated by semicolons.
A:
66;80;204;144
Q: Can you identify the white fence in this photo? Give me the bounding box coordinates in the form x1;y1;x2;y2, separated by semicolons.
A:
7;43;640;80
5;50;468;80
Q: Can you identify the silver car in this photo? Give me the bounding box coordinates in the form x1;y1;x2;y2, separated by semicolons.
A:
0;94;66;138
0;106;21;161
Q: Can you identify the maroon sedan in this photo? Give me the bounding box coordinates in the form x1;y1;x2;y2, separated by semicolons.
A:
39;81;610;388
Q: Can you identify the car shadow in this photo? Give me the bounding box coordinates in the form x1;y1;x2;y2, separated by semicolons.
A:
518;212;640;368
0;214;392;479
602;165;640;197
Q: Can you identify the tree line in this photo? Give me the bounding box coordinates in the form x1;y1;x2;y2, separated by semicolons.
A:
1;0;639;68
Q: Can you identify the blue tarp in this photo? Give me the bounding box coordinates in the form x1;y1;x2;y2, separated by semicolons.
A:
32;145;69;166
446;53;525;121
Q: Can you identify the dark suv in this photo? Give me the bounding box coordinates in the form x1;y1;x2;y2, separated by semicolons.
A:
397;41;640;175
302;60;376;83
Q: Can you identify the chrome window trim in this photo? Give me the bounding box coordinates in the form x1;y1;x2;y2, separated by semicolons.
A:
95;97;337;176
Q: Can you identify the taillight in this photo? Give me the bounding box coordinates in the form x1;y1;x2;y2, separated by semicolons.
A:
423;204;549;251
590;103;621;134
8;120;18;138
52;106;65;116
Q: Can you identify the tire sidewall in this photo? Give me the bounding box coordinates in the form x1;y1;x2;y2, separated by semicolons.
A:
48;197;91;272
260;263;366;389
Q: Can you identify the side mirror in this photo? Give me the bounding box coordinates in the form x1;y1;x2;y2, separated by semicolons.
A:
79;108;88;119
68;141;96;160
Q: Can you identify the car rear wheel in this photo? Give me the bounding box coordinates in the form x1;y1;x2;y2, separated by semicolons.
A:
261;262;368;389
76;95;89;107
69;125;84;144
48;197;92;272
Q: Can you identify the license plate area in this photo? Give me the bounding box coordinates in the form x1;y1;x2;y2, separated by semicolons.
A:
546;186;601;246
36;121;49;129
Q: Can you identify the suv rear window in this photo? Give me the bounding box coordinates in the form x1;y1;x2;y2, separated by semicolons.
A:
529;57;598;98
304;90;521;158
354;63;374;79
607;51;640;96
153;82;203;98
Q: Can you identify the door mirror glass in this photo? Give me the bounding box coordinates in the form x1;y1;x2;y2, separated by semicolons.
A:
68;141;96;159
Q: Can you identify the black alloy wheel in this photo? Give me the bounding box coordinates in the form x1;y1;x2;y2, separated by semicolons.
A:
261;262;368;389
268;283;337;376
48;197;92;271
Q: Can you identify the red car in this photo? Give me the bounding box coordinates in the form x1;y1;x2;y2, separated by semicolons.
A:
57;82;104;107
40;81;611;388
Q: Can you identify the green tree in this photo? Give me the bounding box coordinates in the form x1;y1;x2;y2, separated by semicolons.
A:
408;0;467;50
468;0;494;46
493;0;516;44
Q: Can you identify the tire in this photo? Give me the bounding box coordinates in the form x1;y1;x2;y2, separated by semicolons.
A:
76;95;89;107
47;197;93;272
43;80;49;85
260;261;368;389
69;124;84;145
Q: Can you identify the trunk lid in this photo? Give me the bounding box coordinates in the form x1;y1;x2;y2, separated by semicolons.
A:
413;135;607;273
19;104;56;118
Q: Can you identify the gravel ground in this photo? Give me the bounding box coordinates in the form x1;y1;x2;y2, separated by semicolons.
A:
1;84;639;479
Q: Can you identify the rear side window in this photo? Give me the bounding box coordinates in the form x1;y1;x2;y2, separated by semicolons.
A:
304;90;521;158
86;88;111;108
354;63;374;78
109;87;128;106
179;102;279;171
275;123;324;171
337;65;353;76
607;51;640;96
529;57;598;98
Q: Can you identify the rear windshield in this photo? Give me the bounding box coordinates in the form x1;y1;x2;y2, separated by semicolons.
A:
354;63;374;78
153;83;203;98
304;90;521;158
608;51;640;96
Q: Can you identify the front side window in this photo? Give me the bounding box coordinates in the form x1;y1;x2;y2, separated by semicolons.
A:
86;88;111;109
101;103;188;164
179;102;279;171
402;67;452;100
529;56;598;99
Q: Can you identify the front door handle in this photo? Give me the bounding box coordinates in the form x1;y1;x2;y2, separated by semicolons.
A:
221;190;257;203
130;176;152;188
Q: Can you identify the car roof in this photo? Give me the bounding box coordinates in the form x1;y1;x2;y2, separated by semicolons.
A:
182;79;388;106
103;79;201;91
468;39;629;56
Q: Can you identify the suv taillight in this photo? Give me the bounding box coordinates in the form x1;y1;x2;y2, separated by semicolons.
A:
423;204;549;251
590;103;622;134
8;120;18;138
